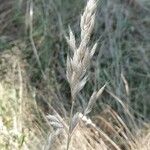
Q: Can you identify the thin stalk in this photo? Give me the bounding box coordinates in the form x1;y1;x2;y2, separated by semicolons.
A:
29;0;46;80
66;100;75;150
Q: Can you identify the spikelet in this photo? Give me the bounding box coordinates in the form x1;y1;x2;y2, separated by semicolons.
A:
84;84;107;115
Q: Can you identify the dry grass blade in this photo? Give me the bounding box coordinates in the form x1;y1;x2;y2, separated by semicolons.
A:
95;127;121;150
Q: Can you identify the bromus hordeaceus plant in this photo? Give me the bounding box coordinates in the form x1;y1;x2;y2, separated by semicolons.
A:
46;0;106;149
65;0;106;149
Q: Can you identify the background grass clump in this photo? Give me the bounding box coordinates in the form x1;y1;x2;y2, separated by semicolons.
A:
0;0;150;149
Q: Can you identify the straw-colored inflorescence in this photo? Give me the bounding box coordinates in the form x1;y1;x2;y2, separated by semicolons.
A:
65;0;100;149
66;0;98;101
47;1;107;150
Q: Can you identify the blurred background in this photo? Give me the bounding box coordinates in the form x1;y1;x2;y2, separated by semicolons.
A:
0;0;150;149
